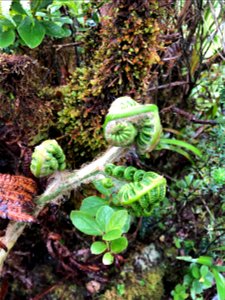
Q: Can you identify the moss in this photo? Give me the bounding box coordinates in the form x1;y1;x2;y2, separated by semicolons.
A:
0;53;56;144
102;267;164;300
46;283;84;300
101;243;164;300
57;0;163;166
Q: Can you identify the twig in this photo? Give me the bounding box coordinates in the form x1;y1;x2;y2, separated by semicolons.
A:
148;81;188;91
208;0;225;56
54;42;83;52
0;147;127;274
161;105;217;125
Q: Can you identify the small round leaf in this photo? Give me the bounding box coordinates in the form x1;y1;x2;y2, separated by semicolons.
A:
91;241;107;255
110;237;128;254
103;229;122;241
102;252;114;265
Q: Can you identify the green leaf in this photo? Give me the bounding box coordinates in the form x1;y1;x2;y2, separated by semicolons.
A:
17;16;45;48
192;279;203;294
122;214;131;233
93;179;113;197
177;256;213;266
11;0;27;14
103;229;122;241
196;256;213;266
212;268;225;300
70;211;103;236
102;252;114;265
203;273;214;289
80;196;107;216
42;21;71;38
90;241;107;255
183;274;192;286
159;138;202;158
191;264;200;279
110;237;128;253
106;210;128;232
157;143;194;163
177;256;196;263
214;266;225;272
0;18;15;29
96;205;114;231
184;174;194;186
35;0;52;10
52;16;73;25
200;265;209;278
0;27;15;47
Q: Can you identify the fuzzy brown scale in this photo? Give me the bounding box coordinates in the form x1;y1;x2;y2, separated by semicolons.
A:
0;174;37;222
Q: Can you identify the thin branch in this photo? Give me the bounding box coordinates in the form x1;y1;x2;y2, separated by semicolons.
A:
208;0;225;54
54;42;83;52
161;105;217;125
148;81;188;92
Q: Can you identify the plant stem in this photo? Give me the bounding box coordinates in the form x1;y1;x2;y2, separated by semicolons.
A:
0;146;127;274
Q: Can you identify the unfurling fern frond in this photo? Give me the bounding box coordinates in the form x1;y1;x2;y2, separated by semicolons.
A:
104;163;166;217
104;96;162;155
30;140;66;178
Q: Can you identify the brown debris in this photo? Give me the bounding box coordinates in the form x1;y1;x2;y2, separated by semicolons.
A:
0;174;37;222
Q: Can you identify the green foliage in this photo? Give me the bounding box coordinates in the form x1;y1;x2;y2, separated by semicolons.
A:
70;162;166;265
156;137;202;163
171;284;189;300
167;138;225;267
30;139;66;177
0;0;73;49
211;168;225;185
172;256;225;300
70;204;129;265
190;63;225;118
104;163;167;216
189;0;224;82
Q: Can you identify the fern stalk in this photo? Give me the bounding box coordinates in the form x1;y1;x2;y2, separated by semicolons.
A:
0;146;127;273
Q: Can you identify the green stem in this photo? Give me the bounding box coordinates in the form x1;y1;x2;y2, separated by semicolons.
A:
104;104;158;128
37;146;127;206
0;146;127;274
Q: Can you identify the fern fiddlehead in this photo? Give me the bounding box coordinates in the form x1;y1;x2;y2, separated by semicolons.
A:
104;163;166;217
104;96;162;155
30;140;66;178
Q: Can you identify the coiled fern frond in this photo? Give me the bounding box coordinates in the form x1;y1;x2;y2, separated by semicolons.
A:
104;96;162;154
30;140;66;178
104;163;166;217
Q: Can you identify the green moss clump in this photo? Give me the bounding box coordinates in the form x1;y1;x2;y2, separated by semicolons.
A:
102;267;164;300
57;0;163;166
